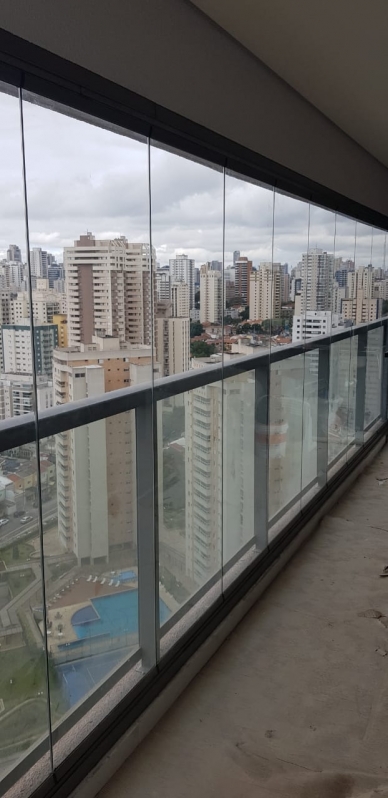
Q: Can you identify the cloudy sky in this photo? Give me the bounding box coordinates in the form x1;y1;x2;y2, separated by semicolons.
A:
0;88;386;270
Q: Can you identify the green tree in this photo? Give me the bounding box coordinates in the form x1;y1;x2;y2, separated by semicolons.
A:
239;306;249;320
190;321;204;337
191;341;216;357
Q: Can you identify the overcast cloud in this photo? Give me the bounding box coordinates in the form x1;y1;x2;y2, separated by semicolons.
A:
0;90;385;270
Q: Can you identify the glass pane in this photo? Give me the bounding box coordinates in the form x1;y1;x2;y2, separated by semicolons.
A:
0;84;51;788
365;327;383;427
42;408;144;720
21;93;154;758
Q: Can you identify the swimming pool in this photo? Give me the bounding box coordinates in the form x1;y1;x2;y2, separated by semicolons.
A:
72;590;170;640
118;569;137;582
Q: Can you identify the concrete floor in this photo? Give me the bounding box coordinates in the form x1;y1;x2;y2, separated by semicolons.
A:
99;446;388;798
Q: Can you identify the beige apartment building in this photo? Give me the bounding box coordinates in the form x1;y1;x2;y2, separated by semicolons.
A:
199;264;222;324
54;336;158;564
342;266;381;324
64;233;155;347
249;263;282;321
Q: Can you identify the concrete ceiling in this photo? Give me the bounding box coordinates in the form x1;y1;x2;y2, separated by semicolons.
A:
190;0;388;168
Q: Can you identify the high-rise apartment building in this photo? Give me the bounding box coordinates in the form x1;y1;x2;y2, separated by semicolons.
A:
30;248;49;280
342;265;381;324
234;256;252;304
2;321;58;377
156;269;170;302
249;263;282;321
7;244;21;263
169;254;195;309
171;281;189;318
0;374;53;419
300;248;334;313
54;337;158;563
199;265;222;324
233;250;240;265
65;233;155;347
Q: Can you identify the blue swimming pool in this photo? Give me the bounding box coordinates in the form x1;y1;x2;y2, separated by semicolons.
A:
72;590;170;640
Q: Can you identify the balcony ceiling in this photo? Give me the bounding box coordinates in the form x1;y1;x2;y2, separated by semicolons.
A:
190;0;388;168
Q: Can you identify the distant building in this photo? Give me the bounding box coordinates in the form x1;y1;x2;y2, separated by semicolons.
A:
234;256;252;304
200;265;222;324
249;263;282;321
7;244;21;263
169;254;195;309
2;321;58;377
0;374;53;418
292;310;342;342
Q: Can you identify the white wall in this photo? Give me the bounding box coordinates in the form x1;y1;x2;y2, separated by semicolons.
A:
1;0;388;214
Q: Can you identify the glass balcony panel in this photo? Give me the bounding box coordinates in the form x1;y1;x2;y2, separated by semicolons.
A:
365;326;384;429
38;409;151;760
157;381;223;655
268;353;304;536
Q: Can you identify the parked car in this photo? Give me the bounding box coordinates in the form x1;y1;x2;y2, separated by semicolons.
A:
14;510;24;518
0;518;9;526
20;516;33;524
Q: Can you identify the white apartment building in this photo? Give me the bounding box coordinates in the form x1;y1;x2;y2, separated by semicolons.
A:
0;374;53;419
249;263;282;321
30;247;49;279
54;337;158;563
169;254;195;309
171;281;189;317
292;310;342;342
156;269;170;302
199;265;222;324
2;321;59;377
300;248;334;313
64;233;155;347
374;279;388;301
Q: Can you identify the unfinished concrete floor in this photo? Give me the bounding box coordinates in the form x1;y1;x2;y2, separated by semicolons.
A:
99;446;388;798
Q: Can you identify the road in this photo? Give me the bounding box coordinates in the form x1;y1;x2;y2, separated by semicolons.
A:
0;497;58;548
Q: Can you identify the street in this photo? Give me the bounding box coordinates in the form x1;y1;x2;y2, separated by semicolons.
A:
0;497;58;548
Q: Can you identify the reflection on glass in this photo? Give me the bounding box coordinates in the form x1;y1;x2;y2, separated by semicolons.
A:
269;354;304;524
328;338;354;463
365;327;383;427
301;350;319;490
0;446;49;783
158;378;223;623
223;370;255;566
